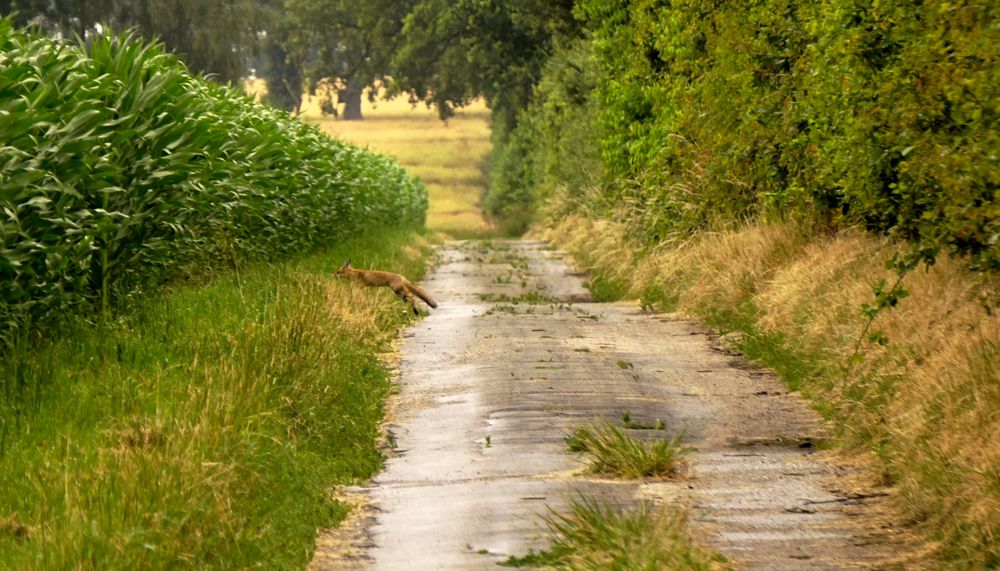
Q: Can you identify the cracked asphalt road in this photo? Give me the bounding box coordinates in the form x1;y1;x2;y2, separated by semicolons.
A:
310;240;909;570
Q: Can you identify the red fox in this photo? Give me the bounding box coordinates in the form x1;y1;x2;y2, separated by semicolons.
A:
334;260;438;315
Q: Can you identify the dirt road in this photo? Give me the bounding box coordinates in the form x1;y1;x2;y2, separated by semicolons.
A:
311;241;908;569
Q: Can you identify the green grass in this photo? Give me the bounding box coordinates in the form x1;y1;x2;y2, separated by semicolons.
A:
583;273;630;303
501;496;727;570
0;227;429;569
621;411;665;431
565;421;687;479
699;303;825;390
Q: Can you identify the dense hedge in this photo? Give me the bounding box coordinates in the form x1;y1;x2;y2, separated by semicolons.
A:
0;20;427;346
486;38;602;234
495;0;997;269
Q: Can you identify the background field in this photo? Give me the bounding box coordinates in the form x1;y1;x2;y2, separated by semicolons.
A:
300;94;495;239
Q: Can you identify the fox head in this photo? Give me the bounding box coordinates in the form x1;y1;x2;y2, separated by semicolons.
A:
334;259;352;278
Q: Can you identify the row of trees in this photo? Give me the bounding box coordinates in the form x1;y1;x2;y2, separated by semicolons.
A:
8;1;994;272
0;0;257;83
0;0;430;119
1;0;576;122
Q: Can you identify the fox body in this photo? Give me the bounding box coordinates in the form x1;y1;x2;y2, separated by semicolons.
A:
334;260;438;315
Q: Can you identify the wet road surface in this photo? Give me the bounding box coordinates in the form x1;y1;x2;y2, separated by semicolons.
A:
310;241;908;570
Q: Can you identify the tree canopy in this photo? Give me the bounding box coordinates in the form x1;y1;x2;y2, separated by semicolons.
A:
0;0;258;83
390;0;579;127
282;0;416;119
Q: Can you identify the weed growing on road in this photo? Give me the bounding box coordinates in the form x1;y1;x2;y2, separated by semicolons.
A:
501;496;727;570
484;252;530;270
478;292;559;305
621;411;666;430
493;271;515;284
485;304;536;316
566;421;687;479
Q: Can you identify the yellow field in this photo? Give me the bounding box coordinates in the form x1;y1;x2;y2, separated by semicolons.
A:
300;93;495;239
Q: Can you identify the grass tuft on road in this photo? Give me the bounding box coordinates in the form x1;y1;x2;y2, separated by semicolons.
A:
502;496;727;570
566;421;687;479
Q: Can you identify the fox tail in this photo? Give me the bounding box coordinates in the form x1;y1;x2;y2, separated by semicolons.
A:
409;283;438;309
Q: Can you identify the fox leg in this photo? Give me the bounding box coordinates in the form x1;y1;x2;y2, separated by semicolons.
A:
393;285;420;315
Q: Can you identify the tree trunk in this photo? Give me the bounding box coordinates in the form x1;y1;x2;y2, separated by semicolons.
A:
339;82;364;121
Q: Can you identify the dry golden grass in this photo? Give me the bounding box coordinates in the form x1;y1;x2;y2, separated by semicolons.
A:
542;214;1000;565
299;92;495;239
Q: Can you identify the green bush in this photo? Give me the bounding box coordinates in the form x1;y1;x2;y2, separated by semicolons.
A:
506;0;998;269
486;38;603;232
0;19;427;346
794;0;999;269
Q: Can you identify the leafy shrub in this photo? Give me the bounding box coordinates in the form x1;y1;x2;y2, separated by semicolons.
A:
486;38;603;233
0;19;426;346
501;0;998;270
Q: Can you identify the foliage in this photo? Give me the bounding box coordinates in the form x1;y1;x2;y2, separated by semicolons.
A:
0;20;427;348
485;37;602;232
388;0;580;231
484;0;999;268
0;228;428;569
851;251;920;367
391;0;579;126
0;0;114;38
0;0;260;83
259;23;304;113
282;0;416;119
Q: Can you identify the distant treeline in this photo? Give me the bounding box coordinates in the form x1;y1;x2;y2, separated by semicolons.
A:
485;1;998;272
0;0;425;119
0;19;427;347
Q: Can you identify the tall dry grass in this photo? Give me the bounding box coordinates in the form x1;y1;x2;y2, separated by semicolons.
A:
542;215;1000;566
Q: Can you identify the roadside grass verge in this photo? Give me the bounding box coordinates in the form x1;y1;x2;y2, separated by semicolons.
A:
501;496;728;570
0;227;431;569
542;215;999;565
566;421;687;479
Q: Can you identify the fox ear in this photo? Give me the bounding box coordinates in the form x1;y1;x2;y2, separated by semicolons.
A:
340;259;351;269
